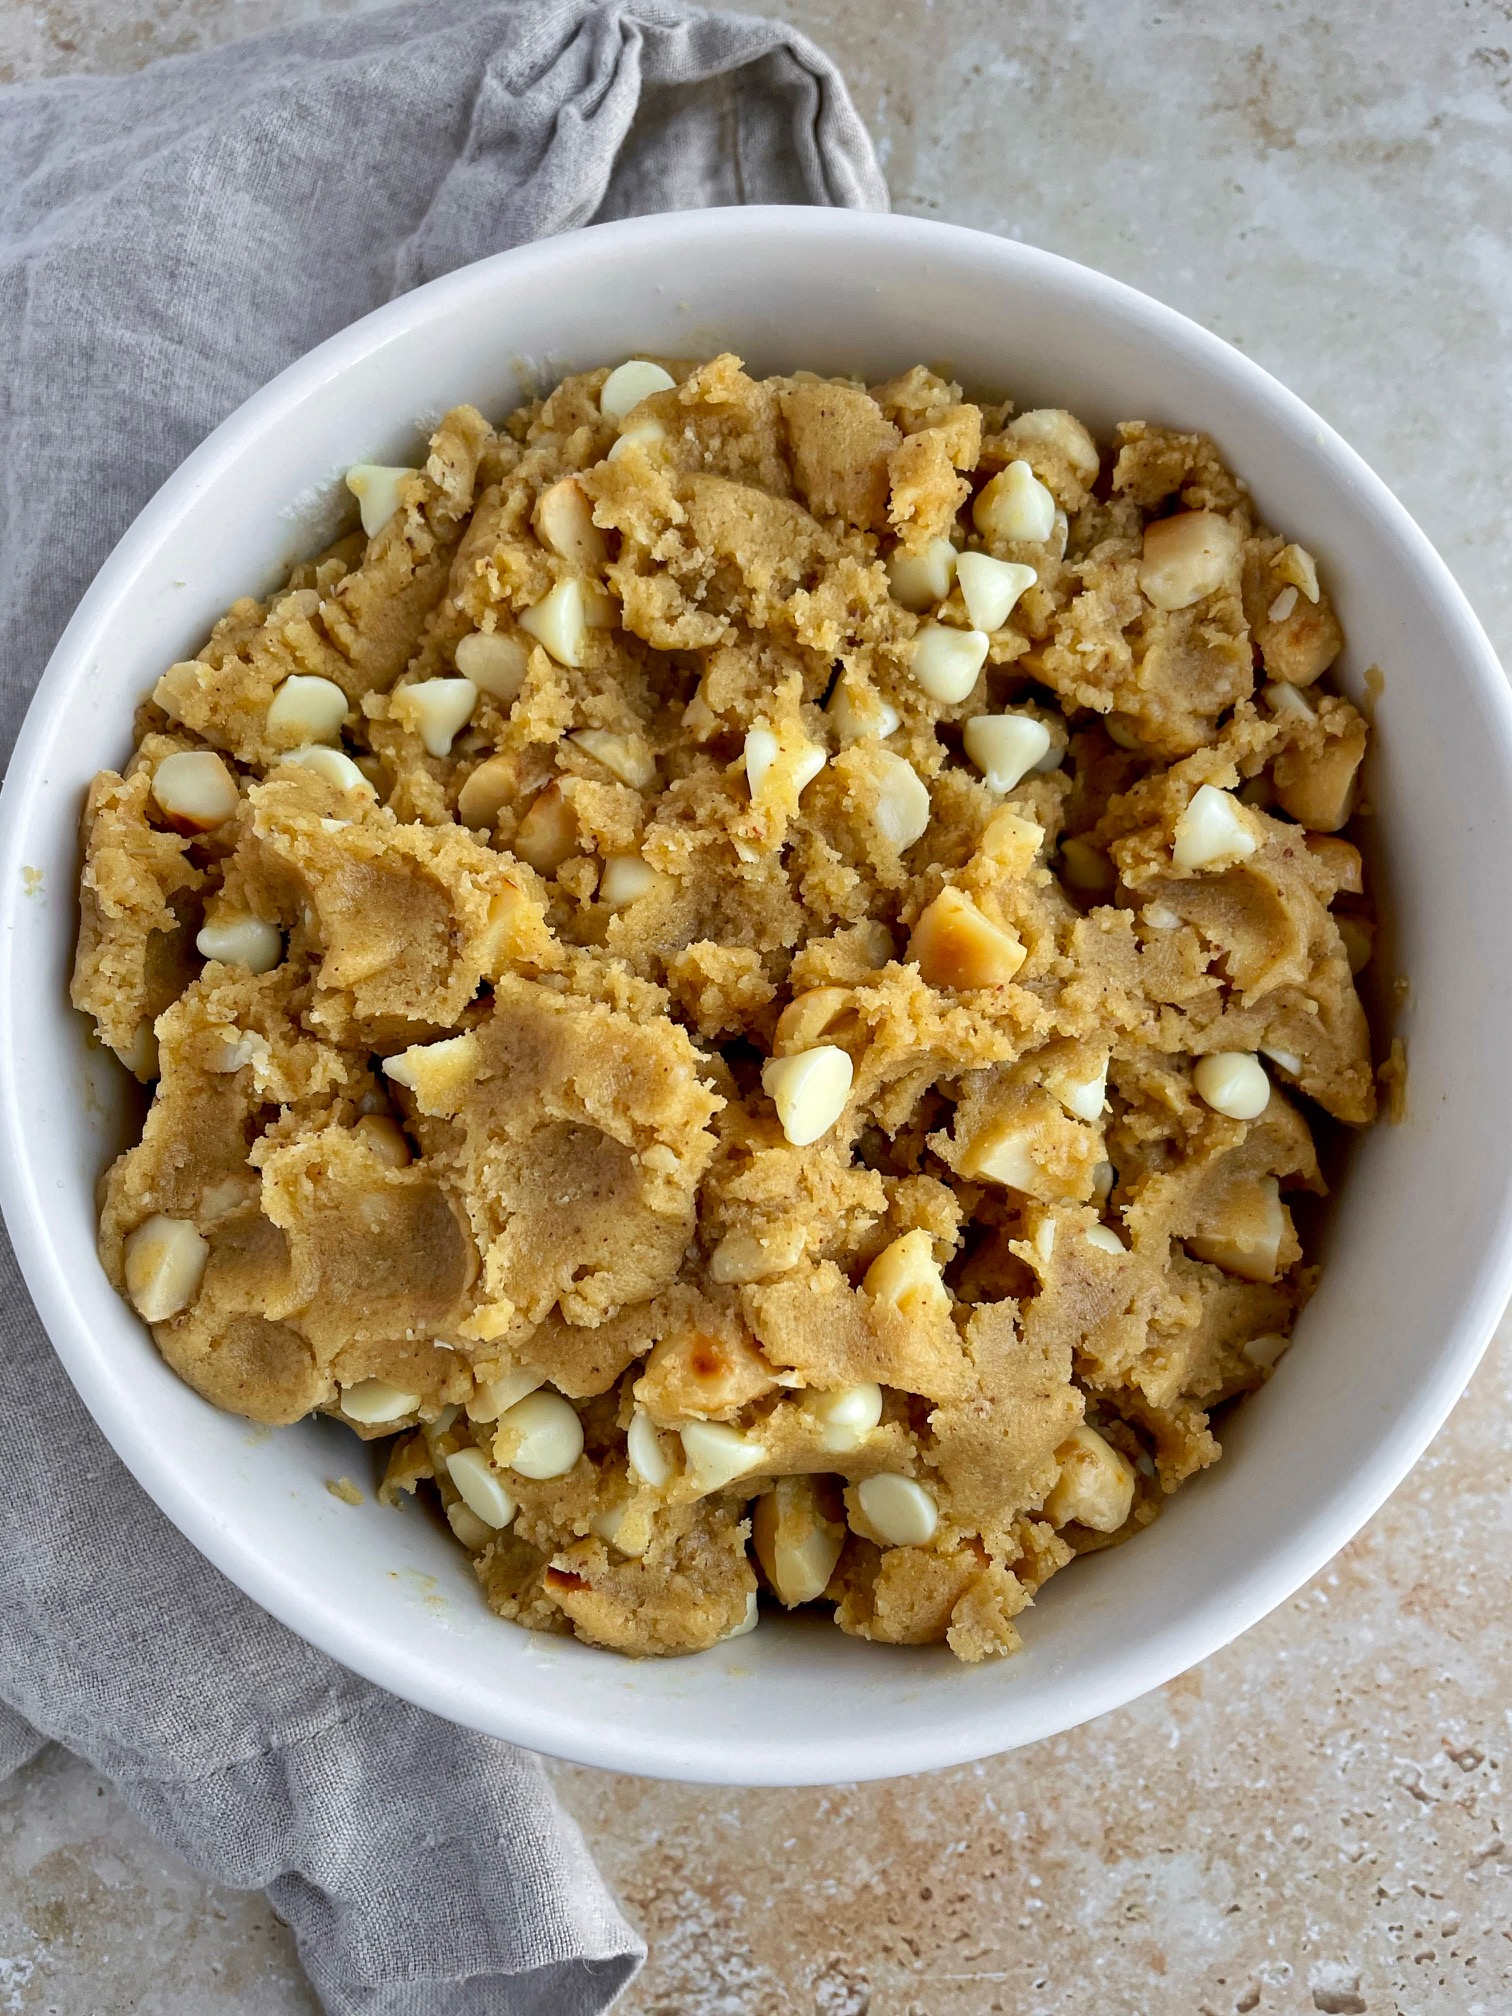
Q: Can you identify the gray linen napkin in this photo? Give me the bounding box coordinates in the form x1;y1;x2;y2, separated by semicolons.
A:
0;5;885;2010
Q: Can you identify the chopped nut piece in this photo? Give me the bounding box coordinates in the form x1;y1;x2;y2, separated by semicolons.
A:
512;781;578;873
1043;1425;1134;1532
353;1115;412;1167
456;755;514;831
123;1215;209;1323
599;359;676;422
534;478;608;571
908;887;1026;989
1008;408;1100;485
909;623;989;703
606;419;667;462
150;751;239;833
599;854;662;908
1084;1224;1126;1255
1193;1052;1271;1121
1058;836;1116;897
708;1223;807;1285
761;1045;854;1147
447;1501;493;1550
454;631;529;702
569;728;656;790
1137;510;1242;610
753;1477;844;1606
864;1228;949;1321
1187;1176;1287;1283
973;459;1056;544
855;1472;938;1548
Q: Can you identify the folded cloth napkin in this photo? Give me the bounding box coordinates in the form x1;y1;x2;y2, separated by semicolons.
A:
0;5;884;2010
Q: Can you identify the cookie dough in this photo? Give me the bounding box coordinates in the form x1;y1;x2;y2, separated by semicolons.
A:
74;355;1379;1662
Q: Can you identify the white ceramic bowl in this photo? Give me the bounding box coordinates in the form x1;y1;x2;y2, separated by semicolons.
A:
3;208;1510;1787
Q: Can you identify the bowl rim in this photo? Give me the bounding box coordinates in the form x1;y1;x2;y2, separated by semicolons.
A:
4;204;1512;1785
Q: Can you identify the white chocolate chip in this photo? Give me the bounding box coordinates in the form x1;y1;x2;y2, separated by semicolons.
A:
446;1501;493;1550
494;1389;584;1480
798;1382;883;1453
394;677;478;758
281;745;376;796
955;552;1038;632
722;1590;760;1639
1034;1218;1057;1264
466;1366;546;1423
1193;1051;1271;1121
871;751;931;850
520;579;588;668
345;463;415;538
909;623;990;703
973;460;1057;545
266;674;349;745
599;854;662;908
454;631;530;702
599;359;676;422
1261;1043;1303;1077
340;1377;420;1425
568;728;656;790
963;713;1052;794
1172;784;1257;871
1043;1424;1135;1532
150;751;239;832
123;1215;208;1323
679;1420;766;1495
446;1447;517;1529
760;1044;853;1147
827;675;901;742
1267;585;1299;623
606;419;668;462
195;915;282;973
1264;680;1316;722
856;1473;938;1548
1241;1331;1291;1370
886;536;958;611
1084;1224;1126;1255
626;1408;674;1488
534;478;607;570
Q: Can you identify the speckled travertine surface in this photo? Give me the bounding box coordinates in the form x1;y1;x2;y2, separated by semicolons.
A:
4;3;1511;2011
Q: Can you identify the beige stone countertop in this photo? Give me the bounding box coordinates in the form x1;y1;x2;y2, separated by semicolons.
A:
3;3;1511;2011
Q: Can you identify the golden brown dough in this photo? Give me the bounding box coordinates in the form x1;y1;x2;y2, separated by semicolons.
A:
77;353;1381;1662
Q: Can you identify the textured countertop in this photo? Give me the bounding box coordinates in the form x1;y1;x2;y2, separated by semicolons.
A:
3;3;1511;2011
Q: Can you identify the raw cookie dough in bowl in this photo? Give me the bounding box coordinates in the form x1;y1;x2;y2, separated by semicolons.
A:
5;210;1512;1783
